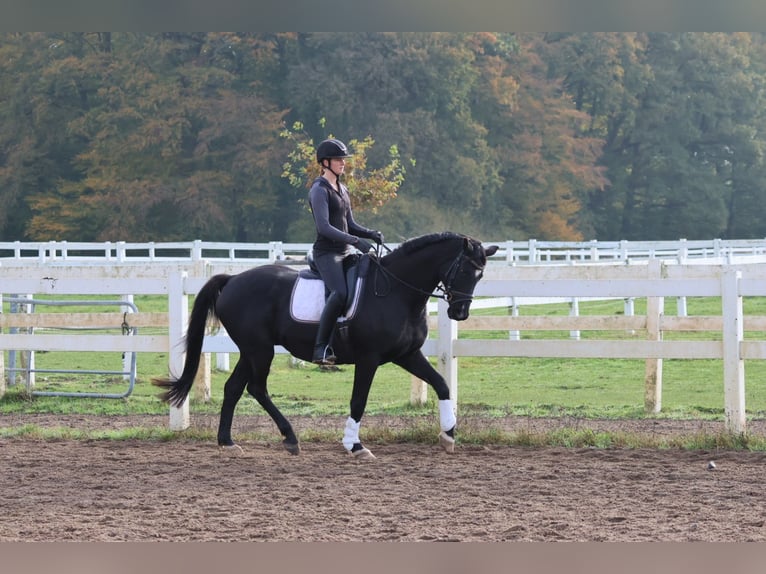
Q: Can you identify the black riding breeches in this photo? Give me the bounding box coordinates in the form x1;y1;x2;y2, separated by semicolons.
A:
312;250;349;302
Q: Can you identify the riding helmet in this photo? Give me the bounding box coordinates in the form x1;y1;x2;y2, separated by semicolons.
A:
316;138;352;163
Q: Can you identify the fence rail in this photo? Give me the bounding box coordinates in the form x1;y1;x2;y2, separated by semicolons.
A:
3;257;766;434
4;238;766;266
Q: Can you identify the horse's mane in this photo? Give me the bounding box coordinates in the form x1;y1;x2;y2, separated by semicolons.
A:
383;232;476;263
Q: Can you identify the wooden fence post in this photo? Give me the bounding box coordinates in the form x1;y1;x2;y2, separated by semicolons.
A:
436;298;458;406
569;297;580;340
409;375;427;406
194;352;212;403
0;293;4;399
722;269;746;434
168;270;190;431
509;298;520;341
644;260;664;413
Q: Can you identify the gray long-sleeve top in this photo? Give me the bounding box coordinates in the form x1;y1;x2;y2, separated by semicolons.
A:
308;176;375;254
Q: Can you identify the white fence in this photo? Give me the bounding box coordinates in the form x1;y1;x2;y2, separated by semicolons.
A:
3;255;766;434
4;237;766;265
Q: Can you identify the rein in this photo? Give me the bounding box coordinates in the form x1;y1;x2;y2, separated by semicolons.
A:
370;243;479;304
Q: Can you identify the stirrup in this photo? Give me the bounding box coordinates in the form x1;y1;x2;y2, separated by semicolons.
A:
312;345;336;365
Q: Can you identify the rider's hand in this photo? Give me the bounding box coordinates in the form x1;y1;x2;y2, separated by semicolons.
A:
371;230;384;245
355;238;374;253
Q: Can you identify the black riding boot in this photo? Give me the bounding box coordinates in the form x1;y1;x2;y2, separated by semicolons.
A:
312;292;345;365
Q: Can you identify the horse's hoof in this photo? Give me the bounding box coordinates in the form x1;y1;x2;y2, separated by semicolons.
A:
439;431;455;453
349;446;376;460
283;440;301;455
219;444;244;456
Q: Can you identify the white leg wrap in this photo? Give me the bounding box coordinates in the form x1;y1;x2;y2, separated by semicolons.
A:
438;399;456;432
342;417;361;451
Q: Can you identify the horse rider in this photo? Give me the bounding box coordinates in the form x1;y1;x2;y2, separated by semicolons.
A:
308;138;384;365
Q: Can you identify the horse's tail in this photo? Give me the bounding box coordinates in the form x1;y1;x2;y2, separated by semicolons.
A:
152;273;232;407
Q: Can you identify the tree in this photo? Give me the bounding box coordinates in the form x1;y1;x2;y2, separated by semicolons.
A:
615;34;766;239
479;34;608;240
6;33;766;243
0;33;100;240
22;33;289;241
558;33;766;240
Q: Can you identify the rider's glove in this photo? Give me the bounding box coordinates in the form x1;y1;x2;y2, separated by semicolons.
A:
355;238;374;253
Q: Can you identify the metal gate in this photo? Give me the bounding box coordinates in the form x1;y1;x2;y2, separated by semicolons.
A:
4;297;139;399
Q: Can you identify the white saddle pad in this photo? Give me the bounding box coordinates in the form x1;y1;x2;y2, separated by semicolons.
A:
289;276;363;323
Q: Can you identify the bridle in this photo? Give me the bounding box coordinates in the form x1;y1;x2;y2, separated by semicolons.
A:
439;249;484;305
371;242;484;305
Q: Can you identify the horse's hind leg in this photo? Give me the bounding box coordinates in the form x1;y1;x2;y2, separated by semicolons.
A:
218;360;248;449
244;347;300;455
393;350;457;453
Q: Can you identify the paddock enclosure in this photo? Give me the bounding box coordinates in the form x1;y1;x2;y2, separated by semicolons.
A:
4;238;766;433
3;239;766;542
2;413;766;542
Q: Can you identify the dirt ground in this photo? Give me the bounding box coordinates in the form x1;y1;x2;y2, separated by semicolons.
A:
1;413;766;542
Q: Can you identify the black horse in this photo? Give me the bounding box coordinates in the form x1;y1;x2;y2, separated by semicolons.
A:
154;232;498;459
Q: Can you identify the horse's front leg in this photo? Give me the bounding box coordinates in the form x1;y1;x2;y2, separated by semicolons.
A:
393;350;457;453
344;356;379;460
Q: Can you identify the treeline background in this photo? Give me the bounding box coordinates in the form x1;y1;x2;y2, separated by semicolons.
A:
2;32;766;243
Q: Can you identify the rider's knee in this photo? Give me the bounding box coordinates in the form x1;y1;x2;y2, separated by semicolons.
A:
326;290;347;309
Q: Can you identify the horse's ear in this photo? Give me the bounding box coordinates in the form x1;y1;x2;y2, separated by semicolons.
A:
484;244;499;257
